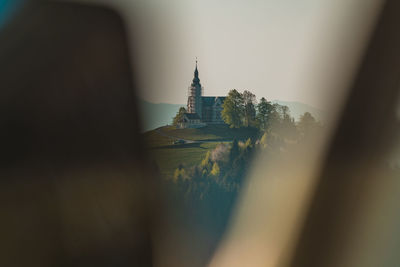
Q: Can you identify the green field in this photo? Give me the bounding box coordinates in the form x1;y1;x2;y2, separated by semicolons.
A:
144;125;259;178
148;142;221;178
154;124;259;141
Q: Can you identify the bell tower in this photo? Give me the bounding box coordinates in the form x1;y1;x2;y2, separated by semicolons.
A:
187;59;203;118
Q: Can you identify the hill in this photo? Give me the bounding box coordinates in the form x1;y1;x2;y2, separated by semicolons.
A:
138;100;184;132
144;125;259;178
139;99;324;131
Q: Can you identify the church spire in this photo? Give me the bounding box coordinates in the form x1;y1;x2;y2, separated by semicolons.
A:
192;57;200;85
187;57;203;117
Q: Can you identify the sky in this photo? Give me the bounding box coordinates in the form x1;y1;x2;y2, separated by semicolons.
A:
76;0;382;110
122;0;382;110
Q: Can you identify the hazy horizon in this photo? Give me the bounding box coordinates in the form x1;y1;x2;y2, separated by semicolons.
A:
140;96;323;109
80;0;382;112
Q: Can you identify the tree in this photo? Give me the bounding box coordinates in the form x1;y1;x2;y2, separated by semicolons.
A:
210;162;220;177
201;151;212;168
244;138;253;149
280;105;290;121
173;164;186;182
222;89;244;128
256;97;273;131
173;107;187;126
173;168;186;182
297;112;319;138
242;90;257;127
260;132;268;149
265;103;281;133
279;105;297;139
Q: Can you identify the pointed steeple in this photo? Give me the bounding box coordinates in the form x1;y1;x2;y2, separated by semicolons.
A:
192;58;200;85
187;57;203;117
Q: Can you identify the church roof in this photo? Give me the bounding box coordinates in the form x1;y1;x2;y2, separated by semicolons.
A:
184;113;201;120
202;96;226;107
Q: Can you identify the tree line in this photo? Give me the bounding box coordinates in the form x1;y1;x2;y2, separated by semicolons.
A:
222;89;321;141
172;89;320;141
222;89;291;130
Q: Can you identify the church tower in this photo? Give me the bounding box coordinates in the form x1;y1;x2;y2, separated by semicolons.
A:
187;59;203;118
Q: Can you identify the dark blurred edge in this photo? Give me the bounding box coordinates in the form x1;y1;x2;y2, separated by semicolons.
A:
0;1;148;166
0;1;157;267
288;0;400;266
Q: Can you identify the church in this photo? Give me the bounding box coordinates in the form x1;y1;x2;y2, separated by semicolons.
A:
179;61;226;128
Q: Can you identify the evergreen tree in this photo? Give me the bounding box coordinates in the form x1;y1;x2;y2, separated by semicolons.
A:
242;90;256;127
256;97;273;130
267;103;281;133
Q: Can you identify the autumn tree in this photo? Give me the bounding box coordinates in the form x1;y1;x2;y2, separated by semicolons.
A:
210;162;220;177
259;132;268;149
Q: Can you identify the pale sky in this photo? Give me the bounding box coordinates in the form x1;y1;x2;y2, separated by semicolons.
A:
82;0;382;110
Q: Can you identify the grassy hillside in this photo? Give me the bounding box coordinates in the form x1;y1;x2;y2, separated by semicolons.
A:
144;125;259;178
148;142;220;178
154;124;259;141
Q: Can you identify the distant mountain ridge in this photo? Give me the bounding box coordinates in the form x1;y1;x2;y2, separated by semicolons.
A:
272;100;324;121
139;100;185;132
139;99;324;132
